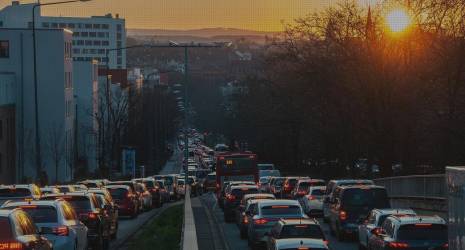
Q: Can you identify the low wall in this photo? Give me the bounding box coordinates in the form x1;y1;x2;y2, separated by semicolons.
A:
182;186;198;250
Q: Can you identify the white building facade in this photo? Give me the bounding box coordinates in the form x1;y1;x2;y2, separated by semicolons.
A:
0;1;126;69
0;28;75;183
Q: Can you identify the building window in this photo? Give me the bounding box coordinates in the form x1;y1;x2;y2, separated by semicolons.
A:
93;40;101;46
68;23;75;28
97;32;105;38
90;49;96;54
0;41;9;58
85;23;92;29
105;32;109;38
59;23;66;28
51;23;58;28
77;40;84;45
78;23;83;28
85;40;92;46
117;24;122;31
102;24;109;29
117;41;122;48
89;32;96;37
81;32;88;37
102;41;109;46
42;22;49;28
72;32;80;37
117;57;122;65
93;24;101;29
116;33;122;39
73;48;80;54
117;50;122;56
98;49;105;54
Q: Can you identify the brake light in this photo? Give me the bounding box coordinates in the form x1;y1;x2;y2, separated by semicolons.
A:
53;226;69;236
254;218;268;225
0;242;23;250
243;216;249;224
226;194;236;201
443;243;449;249
339;210;347;221
415;223;432;227
19;205;37;209
323;240;329;245
88;212;98;219
388;242;408;248
308;196;315;200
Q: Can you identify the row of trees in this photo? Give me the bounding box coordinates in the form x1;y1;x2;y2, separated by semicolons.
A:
227;0;465;177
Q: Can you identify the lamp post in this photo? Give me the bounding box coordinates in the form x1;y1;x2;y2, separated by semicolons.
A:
106;42;231;184
31;0;92;182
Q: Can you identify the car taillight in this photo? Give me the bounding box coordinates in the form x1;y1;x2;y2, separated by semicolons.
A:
226;194;236;201
0;242;23;250
339;210;347;221
443;243;449;249
284;183;290;190
298;190;306;195
88;212;98;219
308;196;315;200
53;226;69;236
323;240;329;245
388;242;409;248
243;216;249;224
253;218;268;225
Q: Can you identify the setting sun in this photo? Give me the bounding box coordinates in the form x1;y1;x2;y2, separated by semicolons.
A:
386;9;412;34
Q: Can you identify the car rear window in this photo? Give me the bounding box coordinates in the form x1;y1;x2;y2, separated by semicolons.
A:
164;177;174;185
274;178;285;186
56;196;91;213
143;181;155;189
0;217;12;239
109;188;128;200
288;179;298;186
397;224;447;241
156;181;165;188
280;225;325;240
84;183;98;188
231;188;259;199
0;188;31;197
19;206;58;223
310;189;325;196
342;188;389;208
262;205;301;216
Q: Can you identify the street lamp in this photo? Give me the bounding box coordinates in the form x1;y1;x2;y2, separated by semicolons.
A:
31;0;92;182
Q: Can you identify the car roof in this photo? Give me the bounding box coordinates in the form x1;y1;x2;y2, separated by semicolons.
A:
373;208;416;216
279;218;319;225
243;193;275;199
338;185;386;190
0;208;19;217
231;185;258;190
274;238;328;249
257;199;300;207
105;185;130;189
330;179;374;184
3;200;62;208
388;215;446;225
0;184;34;189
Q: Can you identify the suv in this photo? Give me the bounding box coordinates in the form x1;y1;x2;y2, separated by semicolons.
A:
323;179;374;222
0;208;53;250
328;185;390;241
223;185;259;222
106;185;139;218
42;192;111;249
247;199;307;248
2;199;89;250
358;208;416;249
266;218;326;250
0;184;42;206
367;215;448;250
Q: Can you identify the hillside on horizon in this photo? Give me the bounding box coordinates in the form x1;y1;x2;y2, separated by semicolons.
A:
127;27;279;38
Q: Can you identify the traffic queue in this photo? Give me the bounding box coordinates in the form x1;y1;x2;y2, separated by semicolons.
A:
0;174;190;250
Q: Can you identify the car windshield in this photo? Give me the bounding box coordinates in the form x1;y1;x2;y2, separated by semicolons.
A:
109;188;128;200
397;224;447;241
19;206;58;223
342;188;389;208
279;225;325;240
0;188;31;198
0;217;12;240
261;205;301;216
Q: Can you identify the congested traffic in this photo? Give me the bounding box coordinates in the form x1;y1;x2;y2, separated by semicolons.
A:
181;130;449;250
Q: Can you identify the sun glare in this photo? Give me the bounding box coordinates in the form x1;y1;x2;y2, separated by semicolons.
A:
386;9;412;34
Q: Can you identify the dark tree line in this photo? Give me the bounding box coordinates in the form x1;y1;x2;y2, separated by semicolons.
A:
226;0;465;178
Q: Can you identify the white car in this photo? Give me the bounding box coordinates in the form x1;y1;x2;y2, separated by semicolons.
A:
271;238;329;250
2;199;88;250
358;208;416;249
300;186;326;216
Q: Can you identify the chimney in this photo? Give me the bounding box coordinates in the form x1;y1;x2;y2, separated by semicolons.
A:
115;13;119;19
12;1;19;6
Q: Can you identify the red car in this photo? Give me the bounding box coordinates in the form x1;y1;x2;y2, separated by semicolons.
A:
106;185;139;218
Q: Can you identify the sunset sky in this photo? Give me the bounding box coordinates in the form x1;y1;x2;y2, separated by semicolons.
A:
1;0;378;31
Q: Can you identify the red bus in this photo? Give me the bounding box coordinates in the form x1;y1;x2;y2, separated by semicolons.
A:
215;152;259;192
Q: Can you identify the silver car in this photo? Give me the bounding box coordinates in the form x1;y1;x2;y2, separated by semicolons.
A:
2;199;88;250
271;238;329;250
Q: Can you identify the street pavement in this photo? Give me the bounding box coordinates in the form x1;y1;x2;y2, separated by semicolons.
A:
196;192;358;250
111;148;182;249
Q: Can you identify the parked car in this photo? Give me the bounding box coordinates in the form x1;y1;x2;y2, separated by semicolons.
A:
247;199;307;248
358;208;416;249
223;185;259;222
265;218;326;250
0;184;42;206
300;186;326;216
328;185;390;241
0;208;53;250
87;188;119;239
322;179;374;222
367;215;448;250
41;192;111;249
106;185;139;218
2;199;88;250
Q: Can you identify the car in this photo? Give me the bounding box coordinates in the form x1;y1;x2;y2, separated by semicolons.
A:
257;163;275;171
247;199;307;248
271;238;329;250
269;177;286;198
300;186;326;216
1;199;88;250
107;181;144;212
328;185;390;241
0;208;53;250
223;185;259;222
358;208;416;250
40;186;60;195
154;175;178;201
281;177;309;199
323;179;374;222
106;185;139;218
291;179;326;199
202;172;217;192
265;218;326;250
367;215;448;250
41;192;111;250
259;176;272;193
0;184;42;206
87;188;119;239
77;180;103;188
237;193;276;221
55;185;77;193
134;182;152;211
176;179;186;197
238;199;275;239
134;178;162;208
220;181;257;209
187;176;200;196
155;180;170;203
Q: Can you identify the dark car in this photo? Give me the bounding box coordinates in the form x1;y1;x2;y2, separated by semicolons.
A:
265;218;326;250
202;173;217;193
0;184;42;206
187;176;200;196
42;192;111;249
223;185;259;222
154;175;178;201
269;177;286;198
0;208;53;250
328;185;390;241
87;188;119;239
106;185;139;218
155;180;170;203
281;177;309;199
107;181;144;213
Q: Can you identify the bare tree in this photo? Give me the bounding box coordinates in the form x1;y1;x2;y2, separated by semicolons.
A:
46;124;64;184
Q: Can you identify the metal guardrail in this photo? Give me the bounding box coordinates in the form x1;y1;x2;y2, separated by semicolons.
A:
182;186;199;250
374;174;446;199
